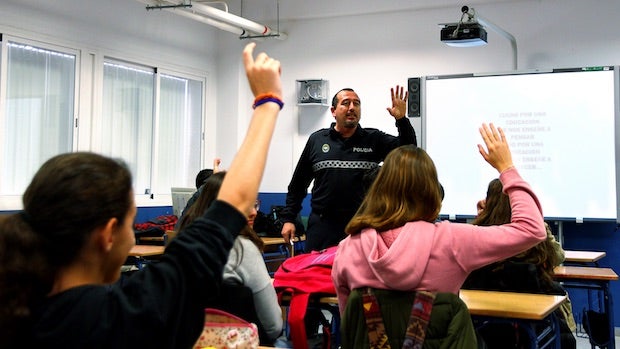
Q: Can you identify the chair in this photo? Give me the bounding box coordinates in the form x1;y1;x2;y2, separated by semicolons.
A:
206;283;276;347
341;288;478;349
462;261;541;293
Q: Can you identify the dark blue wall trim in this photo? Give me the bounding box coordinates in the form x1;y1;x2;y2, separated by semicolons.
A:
129;193;310;223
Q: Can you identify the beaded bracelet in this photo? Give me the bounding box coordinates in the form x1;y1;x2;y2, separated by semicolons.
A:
253;93;284;110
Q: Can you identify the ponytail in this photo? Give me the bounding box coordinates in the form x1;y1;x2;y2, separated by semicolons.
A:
0;214;54;346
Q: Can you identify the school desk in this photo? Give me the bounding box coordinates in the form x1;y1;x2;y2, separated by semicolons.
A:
261;235;306;256
317;291;566;320
461;289;565;349
128;245;165;269
563;250;607;266
554;265;618;349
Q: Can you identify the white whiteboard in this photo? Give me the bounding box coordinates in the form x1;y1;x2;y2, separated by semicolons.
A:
423;67;618;221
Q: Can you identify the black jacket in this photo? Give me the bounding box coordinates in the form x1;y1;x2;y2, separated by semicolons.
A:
281;118;416;223
29;201;245;349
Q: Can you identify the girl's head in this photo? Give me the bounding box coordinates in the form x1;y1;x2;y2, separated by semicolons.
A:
0;152;134;344
473;178;559;287
473;178;511;226
346;145;442;234
177;171;263;250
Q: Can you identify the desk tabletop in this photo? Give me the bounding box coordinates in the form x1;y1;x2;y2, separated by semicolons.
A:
283;290;564;321
261;235;306;246
129;244;165;257
459;289;567;320
564;250;606;263
554;265;619;281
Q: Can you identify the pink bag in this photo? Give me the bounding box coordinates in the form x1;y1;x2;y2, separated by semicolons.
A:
193;308;259;349
273;246;338;349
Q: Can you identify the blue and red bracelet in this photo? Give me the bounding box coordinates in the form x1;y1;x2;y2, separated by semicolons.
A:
253;93;284;110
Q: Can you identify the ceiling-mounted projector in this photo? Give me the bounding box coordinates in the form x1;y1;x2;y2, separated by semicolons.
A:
440;22;488;47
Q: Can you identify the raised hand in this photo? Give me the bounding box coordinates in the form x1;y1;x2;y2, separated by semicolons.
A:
477;123;514;173
386;85;408;119
242;42;282;99
213;157;222;173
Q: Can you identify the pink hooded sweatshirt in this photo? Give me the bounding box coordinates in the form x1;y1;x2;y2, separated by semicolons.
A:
331;167;546;313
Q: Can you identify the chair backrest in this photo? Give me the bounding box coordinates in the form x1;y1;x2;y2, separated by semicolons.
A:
170;187;196;217
341;288;478;349
205;283;275;347
463;261;542;294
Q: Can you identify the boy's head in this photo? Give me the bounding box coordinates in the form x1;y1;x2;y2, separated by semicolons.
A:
195;169;214;189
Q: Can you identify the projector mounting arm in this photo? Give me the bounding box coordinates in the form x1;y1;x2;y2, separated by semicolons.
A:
462;6;518;70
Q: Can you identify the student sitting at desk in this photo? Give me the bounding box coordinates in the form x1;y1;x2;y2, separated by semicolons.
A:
463;178;576;349
332;124;547;347
177;171;283;345
173;157;221;231
0;42;282;349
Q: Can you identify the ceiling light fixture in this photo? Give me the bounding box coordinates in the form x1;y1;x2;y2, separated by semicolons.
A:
139;0;287;40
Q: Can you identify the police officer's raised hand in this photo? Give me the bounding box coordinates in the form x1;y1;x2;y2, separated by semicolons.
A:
386;85;408;120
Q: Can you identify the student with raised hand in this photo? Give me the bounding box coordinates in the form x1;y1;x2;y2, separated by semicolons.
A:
175;157;223;231
177;171;283;345
0;42;282;349
463;177;575;348
332;123;547;313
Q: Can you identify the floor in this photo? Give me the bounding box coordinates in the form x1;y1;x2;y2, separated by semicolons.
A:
576;333;620;349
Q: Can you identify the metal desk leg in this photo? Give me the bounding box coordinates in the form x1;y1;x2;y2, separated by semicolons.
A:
603;282;615;349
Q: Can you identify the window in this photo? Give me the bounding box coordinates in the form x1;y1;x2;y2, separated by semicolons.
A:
101;60;155;194
154;74;203;193
0;35;205;206
0;41;76;195
100;60;203;196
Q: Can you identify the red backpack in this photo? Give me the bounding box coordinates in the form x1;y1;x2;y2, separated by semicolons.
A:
273;246;338;349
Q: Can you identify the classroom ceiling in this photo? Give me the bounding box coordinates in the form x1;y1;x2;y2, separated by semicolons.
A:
3;0;529;36
235;0;528;22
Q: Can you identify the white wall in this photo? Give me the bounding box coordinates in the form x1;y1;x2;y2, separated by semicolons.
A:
217;0;620;193
2;0;620;196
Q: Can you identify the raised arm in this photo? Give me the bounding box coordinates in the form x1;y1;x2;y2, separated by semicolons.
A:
217;43;282;218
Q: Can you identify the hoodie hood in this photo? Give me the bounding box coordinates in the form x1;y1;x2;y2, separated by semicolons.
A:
347;221;435;290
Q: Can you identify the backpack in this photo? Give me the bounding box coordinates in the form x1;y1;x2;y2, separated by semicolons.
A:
254;205;306;238
133;215;178;242
273;246;338;349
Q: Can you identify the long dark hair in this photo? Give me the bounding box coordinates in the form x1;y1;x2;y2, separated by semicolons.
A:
472;178;556;289
177;171;263;252
0;152;132;347
472;179;511;226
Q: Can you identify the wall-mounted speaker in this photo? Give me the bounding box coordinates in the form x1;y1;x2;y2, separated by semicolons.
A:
407;77;421;117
